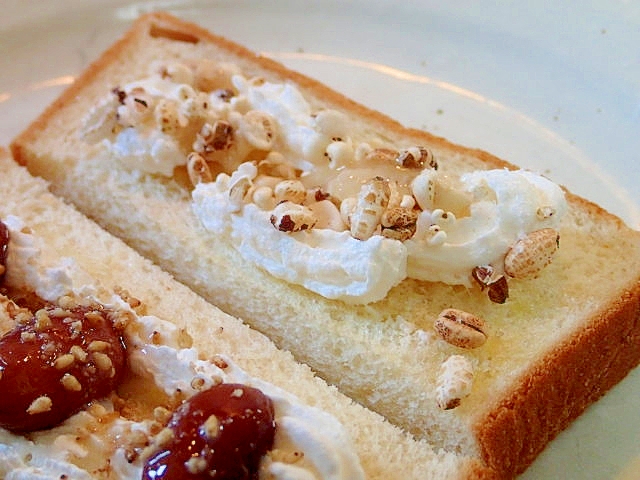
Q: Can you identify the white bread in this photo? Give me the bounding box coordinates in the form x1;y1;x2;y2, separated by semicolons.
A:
10;12;640;479
0;149;491;479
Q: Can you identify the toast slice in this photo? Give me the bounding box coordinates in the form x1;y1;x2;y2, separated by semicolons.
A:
10;12;640;478
0;149;490;479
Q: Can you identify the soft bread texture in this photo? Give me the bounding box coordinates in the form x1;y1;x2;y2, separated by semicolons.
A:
10;12;640;479
0;149;493;479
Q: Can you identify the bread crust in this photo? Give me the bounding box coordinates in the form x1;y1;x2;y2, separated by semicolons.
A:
477;282;640;477
10;12;640;479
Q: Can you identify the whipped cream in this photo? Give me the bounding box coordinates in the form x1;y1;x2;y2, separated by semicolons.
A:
106;127;184;177
0;217;364;480
231;74;341;170
0;433;94;480
2;215;89;302
193;173;407;304
405;169;567;285
82;63;568;304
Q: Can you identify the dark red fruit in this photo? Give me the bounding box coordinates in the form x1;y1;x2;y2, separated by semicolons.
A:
143;383;276;480
0;220;9;282
0;304;126;432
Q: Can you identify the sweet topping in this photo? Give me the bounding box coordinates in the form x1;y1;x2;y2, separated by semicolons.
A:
339;197;357;228
70;344;89;362
349;177;391;240
274;179;306;205
187;152;214;185
362;147;396;164
258;152;299;180
251;185;276;211
380;206;419;241
471;265;496;289
434;308;487;349
405;169;567;287
60;373;82;391
117;87;153;128
536;205;557;220
190;60;239;93
26;395;52;415
0;303;126;432
83;61;568;304
504;228;560;279
436;354;474;410
308;199;344;231
396;146;437;170
472;265;510;304
194;120;234;154
270;202;317;232
238;110;277;151
54;353;75;370
143;383;275;480
487;276;509;304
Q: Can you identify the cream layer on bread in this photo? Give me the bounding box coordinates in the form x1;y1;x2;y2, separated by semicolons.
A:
10;12;640;479
0;150;491;479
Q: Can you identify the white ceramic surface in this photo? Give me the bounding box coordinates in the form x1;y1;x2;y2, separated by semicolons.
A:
1;1;639;478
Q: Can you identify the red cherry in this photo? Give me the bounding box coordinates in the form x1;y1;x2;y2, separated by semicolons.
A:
143;383;276;480
0;303;126;432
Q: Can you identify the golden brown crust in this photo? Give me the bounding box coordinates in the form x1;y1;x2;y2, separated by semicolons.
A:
476;280;640;477
462;459;502;480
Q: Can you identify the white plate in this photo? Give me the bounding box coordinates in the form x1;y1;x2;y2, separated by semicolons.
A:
1;1;639;478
